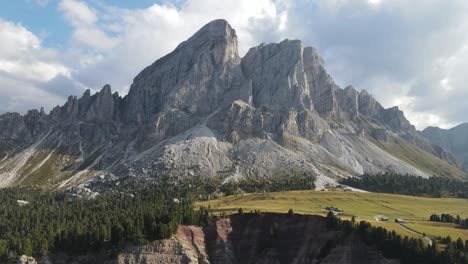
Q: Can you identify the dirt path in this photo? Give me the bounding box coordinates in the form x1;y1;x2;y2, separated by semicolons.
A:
397;223;433;246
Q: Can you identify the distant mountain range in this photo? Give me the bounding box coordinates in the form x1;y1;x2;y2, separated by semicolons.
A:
422;123;468;171
0;19;465;189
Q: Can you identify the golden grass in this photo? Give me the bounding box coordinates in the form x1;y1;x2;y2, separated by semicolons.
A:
199;190;468;242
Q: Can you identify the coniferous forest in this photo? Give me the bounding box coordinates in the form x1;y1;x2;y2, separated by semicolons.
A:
3;174;468;263
429;213;468;229
325;212;468;264
0;184;209;261
340;173;468;198
0;173;317;261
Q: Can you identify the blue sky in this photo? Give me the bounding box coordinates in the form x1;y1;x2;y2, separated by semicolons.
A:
0;0;167;47
0;1;70;47
0;0;468;129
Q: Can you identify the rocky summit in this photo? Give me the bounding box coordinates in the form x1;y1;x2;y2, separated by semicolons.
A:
0;19;464;189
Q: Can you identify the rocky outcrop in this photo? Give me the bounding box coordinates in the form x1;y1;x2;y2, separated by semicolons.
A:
0;19;464;189
422;123;468;170
116;226;209;264
38;214;398;264
18;255;37;264
371;128;389;142
336;86;359;119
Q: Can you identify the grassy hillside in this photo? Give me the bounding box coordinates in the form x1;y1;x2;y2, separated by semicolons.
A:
198;190;468;243
371;136;466;179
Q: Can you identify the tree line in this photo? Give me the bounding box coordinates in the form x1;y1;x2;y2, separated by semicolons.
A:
340;173;468;198
429;213;468;229
325;212;468;264
219;172;316;196
0;185;210;261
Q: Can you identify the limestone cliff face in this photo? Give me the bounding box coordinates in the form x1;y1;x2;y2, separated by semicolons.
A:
124;19;249;127
0;19;464;189
242;40;312;112
212;39;329;142
303;47;341;119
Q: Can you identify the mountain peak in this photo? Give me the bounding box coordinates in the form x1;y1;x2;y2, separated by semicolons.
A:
177;19;237;48
125;19;243;124
178;19;239;64
196;19;235;38
100;84;112;94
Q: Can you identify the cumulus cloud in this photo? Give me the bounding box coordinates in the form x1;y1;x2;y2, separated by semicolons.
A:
0;19;69;82
0;19;76;113
0;73;64;114
59;0;118;50
59;0;97;26
38;74;89;98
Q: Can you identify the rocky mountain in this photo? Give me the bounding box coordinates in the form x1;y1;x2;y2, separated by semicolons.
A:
0;19;464;189
422;123;468;170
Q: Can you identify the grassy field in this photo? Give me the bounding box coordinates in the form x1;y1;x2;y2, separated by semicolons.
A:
198;190;468;242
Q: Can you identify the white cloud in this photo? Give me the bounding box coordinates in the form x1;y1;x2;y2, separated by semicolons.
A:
0;19;83;113
0;20;41;59
72;26;118;50
59;0;118;50
0;19;70;83
368;0;381;6
0;59;69;82
0;73;65;114
59;0;97;26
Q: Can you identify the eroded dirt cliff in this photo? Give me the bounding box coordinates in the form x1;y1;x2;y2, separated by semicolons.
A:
39;214;398;264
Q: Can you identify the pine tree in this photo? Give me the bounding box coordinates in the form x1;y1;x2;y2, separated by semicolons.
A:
22;239;33;256
238;208;244;215
456;238;464;250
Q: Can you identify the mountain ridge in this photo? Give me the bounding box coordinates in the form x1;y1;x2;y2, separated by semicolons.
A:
0;19;464;189
422;123;468;170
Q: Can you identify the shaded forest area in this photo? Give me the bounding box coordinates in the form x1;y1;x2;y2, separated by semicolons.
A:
325;212;468;264
0;185;209;261
340;173;468;198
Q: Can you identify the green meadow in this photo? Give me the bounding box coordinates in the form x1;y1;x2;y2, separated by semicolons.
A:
199;190;468;242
